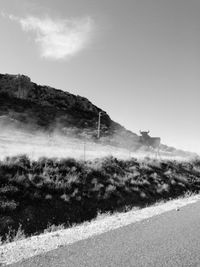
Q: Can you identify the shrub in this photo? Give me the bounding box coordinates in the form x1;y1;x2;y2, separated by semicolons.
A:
0;185;19;194
43;223;65;233
3;224;26;244
4;154;30;169
0;199;18;211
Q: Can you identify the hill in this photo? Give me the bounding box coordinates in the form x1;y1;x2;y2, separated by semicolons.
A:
0;73;197;158
0;73;140;150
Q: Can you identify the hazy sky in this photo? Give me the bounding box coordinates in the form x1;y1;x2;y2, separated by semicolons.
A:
0;0;200;153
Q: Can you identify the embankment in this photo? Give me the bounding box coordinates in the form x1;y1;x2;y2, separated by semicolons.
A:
1;155;200;242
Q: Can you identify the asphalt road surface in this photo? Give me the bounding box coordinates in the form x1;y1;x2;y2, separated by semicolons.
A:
9;201;200;267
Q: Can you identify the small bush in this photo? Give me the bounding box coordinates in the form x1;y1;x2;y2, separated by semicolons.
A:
43;223;65;233
0;199;18;211
0;185;19;194
3;224;26;244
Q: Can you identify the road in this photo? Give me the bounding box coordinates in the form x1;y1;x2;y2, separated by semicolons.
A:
9;200;200;267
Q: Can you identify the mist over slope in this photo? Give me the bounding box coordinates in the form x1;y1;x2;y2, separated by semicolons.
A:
0;73;140;150
0;73;196;159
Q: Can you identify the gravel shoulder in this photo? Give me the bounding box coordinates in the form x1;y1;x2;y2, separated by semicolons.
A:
1;194;200;266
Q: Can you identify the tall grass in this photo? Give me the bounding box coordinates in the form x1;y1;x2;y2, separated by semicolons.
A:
0;154;200;243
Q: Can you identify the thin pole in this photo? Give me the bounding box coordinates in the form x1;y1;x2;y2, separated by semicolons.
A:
97;111;102;139
83;140;86;162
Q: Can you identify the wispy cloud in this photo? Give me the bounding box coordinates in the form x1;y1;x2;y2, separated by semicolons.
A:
5;13;94;60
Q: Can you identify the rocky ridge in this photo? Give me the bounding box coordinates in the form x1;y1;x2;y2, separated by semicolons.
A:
0;73;139;150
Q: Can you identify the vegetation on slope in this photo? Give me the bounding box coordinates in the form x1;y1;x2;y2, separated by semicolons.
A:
0;155;200;242
0;74;139;150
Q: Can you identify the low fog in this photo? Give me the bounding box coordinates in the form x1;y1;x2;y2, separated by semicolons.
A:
0;127;130;160
0;120;194;162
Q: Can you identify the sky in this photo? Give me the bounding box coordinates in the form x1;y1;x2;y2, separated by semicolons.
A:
0;0;200;153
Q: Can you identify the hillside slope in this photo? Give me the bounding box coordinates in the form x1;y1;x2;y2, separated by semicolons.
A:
0;73;196;158
0;73;139;150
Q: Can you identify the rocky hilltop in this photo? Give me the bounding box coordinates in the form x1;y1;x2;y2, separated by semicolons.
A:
0;74;99;113
0;73;139;150
0;73;197;157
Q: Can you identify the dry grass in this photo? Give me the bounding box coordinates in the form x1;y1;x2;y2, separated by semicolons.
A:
0;155;200;243
1;225;26;245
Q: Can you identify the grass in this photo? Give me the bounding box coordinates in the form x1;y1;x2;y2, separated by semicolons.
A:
1;190;196;246
0;154;200;243
43;223;65;234
0;224;26;245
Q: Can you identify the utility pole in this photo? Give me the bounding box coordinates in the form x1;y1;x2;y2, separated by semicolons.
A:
81;132;87;162
83;140;86;162
97;111;102;139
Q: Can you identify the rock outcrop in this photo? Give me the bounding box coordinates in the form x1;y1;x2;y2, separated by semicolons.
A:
0;74;100;113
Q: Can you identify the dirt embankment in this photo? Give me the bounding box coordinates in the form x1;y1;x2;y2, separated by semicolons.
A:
1;155;200;242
